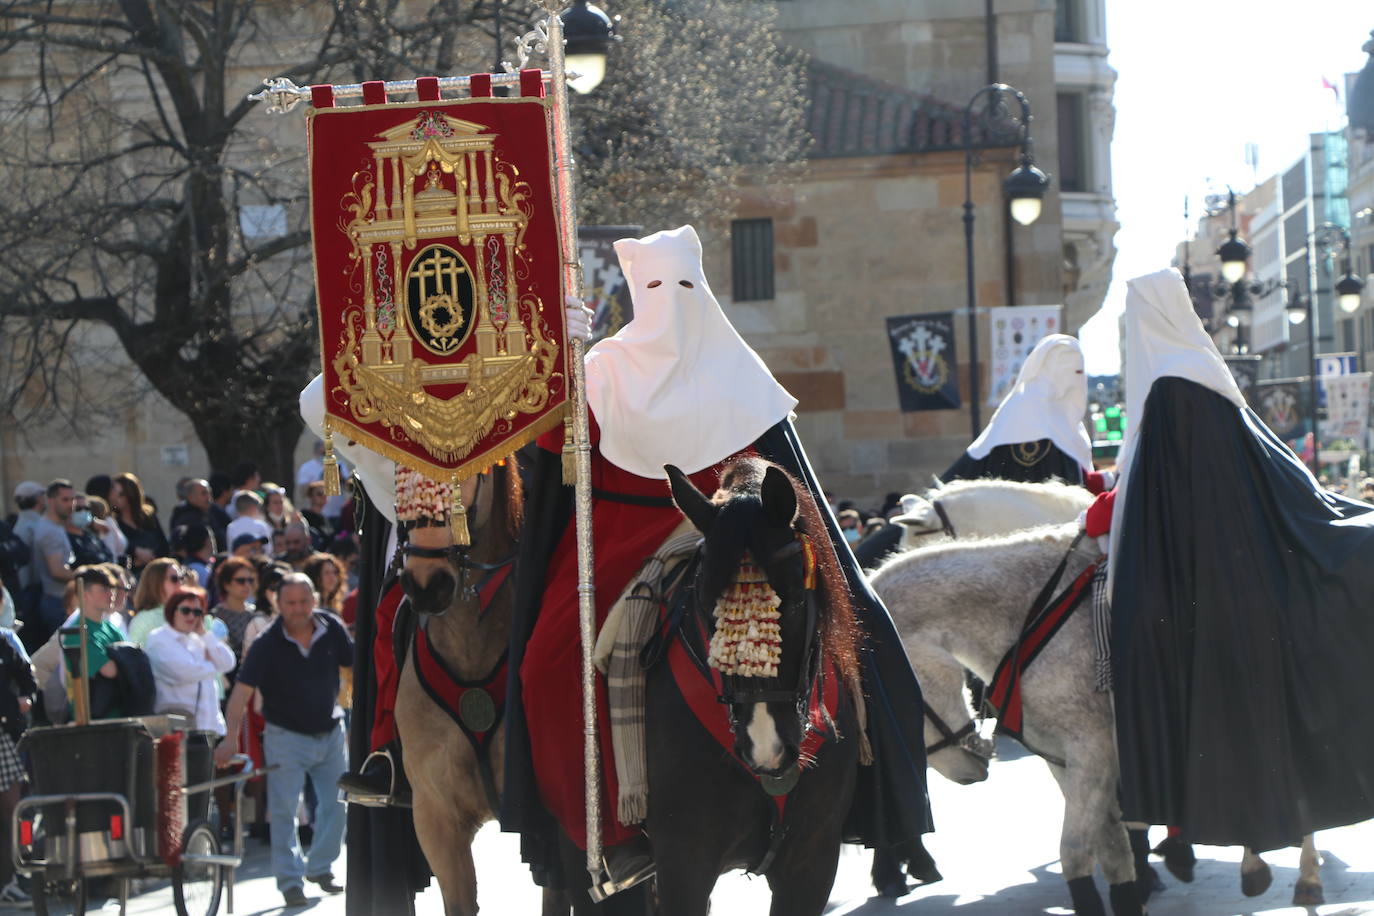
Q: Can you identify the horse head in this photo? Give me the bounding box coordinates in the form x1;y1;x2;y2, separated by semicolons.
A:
914;643;992;785
399;464;522;617
667;458;848;778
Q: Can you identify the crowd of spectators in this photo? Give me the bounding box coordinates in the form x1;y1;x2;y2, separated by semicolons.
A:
0;453;360;906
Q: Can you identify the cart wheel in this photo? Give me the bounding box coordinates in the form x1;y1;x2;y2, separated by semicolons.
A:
173;821;224;916
32;872;87;916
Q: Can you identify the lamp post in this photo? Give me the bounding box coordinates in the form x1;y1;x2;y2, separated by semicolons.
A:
962;83;1050;439
1285;223;1367;473
559;0;618;94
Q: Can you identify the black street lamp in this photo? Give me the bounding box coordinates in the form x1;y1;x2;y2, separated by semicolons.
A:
560;0;619;94
1216;188;1251;285
962;83;1051;439
1282;223;1367;473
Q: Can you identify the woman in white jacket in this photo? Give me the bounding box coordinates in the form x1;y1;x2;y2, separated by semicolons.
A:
146;586;235;734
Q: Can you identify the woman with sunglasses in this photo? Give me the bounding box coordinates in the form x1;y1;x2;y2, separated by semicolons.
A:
127;557;185;646
211;556;264;668
145;586;235;734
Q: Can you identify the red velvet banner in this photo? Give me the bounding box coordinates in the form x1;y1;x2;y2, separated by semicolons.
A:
308;82;568;481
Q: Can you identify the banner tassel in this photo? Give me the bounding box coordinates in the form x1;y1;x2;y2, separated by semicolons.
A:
449;480;470;547
323;428;342;497
562;419;577;485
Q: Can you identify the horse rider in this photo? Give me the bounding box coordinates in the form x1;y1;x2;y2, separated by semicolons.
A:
1087;267;1374;855
501;225;937;904
943;333;1113;491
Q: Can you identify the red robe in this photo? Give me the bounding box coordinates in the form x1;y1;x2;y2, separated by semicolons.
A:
521;419;736;850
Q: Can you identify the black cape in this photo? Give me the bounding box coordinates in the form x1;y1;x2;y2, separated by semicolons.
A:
500;421;933;883
942;440;1084;485
345;492;432;915
1112;377;1374;851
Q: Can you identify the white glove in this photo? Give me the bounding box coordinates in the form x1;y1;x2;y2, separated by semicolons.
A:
1100;470;1116;490
565;295;593;342
1075;509;1088;531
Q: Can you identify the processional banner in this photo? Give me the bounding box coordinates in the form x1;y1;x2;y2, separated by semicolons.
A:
886;313;961;411
1222;355;1261;408
1255;378;1308;442
986;305;1063;406
308;73;569;483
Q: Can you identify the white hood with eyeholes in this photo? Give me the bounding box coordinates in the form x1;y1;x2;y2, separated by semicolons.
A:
585;225;797;480
967;333;1093;472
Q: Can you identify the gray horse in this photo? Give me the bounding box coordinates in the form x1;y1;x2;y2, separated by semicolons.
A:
871;523;1143;916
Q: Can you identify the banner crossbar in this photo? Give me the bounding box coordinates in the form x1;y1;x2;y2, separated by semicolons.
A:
248;72;554;114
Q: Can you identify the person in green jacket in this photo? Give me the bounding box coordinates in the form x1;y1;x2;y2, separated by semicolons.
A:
61;565;125;717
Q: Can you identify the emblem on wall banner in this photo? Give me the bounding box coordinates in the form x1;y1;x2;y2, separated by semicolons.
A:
986;305;1062;406
886;313;961;411
308;73;569;482
1255;379;1307;442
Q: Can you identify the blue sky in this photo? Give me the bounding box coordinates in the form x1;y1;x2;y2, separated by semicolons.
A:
1079;2;1373;374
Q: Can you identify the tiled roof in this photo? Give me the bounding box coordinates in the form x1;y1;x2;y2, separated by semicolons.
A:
806;59;1016;159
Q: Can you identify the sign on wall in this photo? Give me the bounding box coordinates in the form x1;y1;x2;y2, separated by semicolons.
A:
886;312;961;412
1320;372;1371;442
986;305;1063;405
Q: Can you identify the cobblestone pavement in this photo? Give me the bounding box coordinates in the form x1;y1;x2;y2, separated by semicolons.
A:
29;738;1374;914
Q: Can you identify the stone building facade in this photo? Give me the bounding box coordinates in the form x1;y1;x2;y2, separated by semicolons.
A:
695;0;1118;499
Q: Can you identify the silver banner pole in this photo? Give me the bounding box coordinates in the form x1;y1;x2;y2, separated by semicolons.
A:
539;4;603;888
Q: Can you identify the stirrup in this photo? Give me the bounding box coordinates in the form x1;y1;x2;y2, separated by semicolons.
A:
339;749;412;808
587;853;656;902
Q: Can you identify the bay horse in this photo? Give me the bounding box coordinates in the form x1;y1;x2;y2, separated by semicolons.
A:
871;523;1144;916
654;457;862;916
392;463;567;916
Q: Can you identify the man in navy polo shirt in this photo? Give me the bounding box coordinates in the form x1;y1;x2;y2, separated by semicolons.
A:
218;572;352;908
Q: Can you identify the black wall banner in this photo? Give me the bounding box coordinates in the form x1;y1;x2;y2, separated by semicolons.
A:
887;312;961;412
1254;378;1309;441
1223;355;1261;409
578;225;641;341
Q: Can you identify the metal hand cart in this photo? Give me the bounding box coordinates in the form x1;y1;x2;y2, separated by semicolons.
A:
12;620;268;915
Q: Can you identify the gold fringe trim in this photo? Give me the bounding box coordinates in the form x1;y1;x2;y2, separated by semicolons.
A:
323;427;342;497
322;401;568;486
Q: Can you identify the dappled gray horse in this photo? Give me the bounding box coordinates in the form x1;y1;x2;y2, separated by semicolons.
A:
871;523;1142;916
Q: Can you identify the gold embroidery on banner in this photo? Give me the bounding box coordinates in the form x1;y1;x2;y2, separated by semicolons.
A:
328;108;558;471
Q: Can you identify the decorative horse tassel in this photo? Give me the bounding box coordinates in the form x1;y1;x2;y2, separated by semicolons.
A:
561;419;577;484
323;428;342;497
708;556;782;678
449;481;470;547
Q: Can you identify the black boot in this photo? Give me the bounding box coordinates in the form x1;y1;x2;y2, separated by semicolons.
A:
1108;880;1144;916
1151;834;1195;883
1067;875;1107;916
870;849;908;898
336;742;411;807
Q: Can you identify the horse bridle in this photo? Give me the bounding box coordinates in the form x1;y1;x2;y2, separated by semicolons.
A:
924;704;993;761
397;474;516;611
904;500;957;541
709;538;823;726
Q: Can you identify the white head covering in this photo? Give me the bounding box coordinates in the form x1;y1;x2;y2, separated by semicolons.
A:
967;333;1093;471
585;225;797;479
1108;268;1247;579
299;374;397;523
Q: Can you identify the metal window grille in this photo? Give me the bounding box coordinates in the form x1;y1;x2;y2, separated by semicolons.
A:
731;218;775;302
